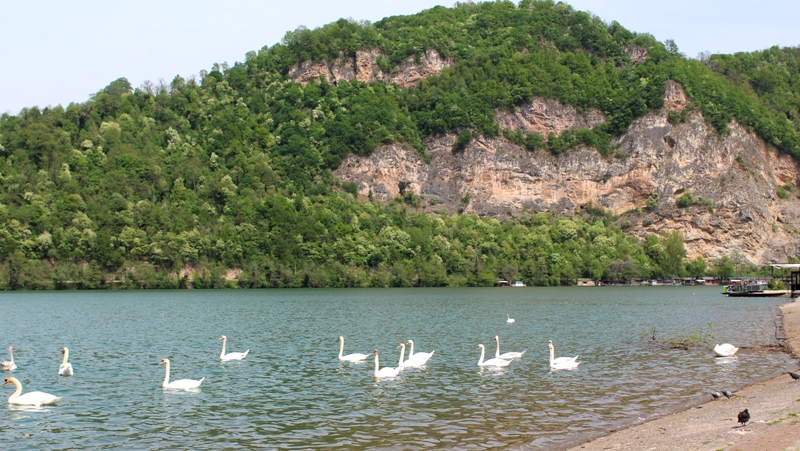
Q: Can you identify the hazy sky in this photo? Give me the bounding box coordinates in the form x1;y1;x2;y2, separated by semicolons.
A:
1;0;797;114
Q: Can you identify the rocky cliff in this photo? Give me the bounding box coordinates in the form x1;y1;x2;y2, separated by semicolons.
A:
289;48;453;88
334;81;800;264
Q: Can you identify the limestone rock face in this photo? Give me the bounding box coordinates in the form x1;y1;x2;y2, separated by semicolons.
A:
289;48;453;88
495;98;605;138
334;81;800;264
662;80;687;110
624;45;648;63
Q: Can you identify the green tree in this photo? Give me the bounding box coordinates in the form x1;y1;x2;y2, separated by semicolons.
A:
659;231;686;280
685;257;707;279
712;256;735;281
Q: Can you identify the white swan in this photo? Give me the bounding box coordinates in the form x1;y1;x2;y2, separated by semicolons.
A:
714;343;739;357
477;344;513;367
337;336;369;362
549;340;580;370
495;335;526;359
405;339;434;366
373;349;400;378
507;314;515;324
1;346;17;371
3;377;60;406
58;347;73;376
219;335;249;361
396;342;423;368
158;359;204;390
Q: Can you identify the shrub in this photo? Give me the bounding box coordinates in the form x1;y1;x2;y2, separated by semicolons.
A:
646;193;659;210
342;181;359;196
453;129;473;152
667;110;680;125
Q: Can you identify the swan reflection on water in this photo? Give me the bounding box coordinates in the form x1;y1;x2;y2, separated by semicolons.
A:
7;404;55;413
715;356;739;365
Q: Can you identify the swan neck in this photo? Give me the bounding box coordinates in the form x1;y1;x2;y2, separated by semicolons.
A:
374;353;379;377
495;338;501;358
220;338;227;359
338;339;344;359
163;361;171;386
478;346;485;365
408;341;414;358
8;348;13;363
399;345;405;366
9;379;21;400
549;346;554;364
62;349;69;365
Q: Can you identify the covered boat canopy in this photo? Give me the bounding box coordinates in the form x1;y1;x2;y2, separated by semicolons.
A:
771;264;800;270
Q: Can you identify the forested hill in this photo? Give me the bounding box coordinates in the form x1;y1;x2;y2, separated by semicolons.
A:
0;0;796;289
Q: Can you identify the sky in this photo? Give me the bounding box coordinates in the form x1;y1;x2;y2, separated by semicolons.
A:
1;0;798;115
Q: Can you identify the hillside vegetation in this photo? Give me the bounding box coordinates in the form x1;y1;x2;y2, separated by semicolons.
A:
0;0;794;289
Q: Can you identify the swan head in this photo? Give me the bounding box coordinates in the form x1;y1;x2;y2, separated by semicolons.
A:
548;340;554;349
60;347;68;355
338;336;344;342
373;350;379;356
219;335;227;340
158;359;169;365
406;339;414;345
495;335;500;341
7;346;13;352
2;377;16;386
397;343;405;349
477;344;485;349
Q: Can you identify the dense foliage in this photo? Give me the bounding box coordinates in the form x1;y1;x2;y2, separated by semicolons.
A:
705;46;800;137
0;1;792;289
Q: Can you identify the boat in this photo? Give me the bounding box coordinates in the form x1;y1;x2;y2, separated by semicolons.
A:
723;279;787;297
511;280;525;287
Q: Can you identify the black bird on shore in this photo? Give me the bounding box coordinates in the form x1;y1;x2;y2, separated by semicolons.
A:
711;391;722;400
722;390;735;398
738;408;750;426
789;371;800;381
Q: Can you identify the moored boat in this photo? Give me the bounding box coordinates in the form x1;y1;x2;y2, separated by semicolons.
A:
723;279;787;297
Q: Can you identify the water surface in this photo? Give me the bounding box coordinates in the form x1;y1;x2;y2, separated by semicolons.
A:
0;287;793;450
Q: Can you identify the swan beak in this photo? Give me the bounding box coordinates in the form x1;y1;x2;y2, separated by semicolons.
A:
2;379;8;385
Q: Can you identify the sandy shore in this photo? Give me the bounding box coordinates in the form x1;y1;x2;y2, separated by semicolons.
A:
567;299;800;451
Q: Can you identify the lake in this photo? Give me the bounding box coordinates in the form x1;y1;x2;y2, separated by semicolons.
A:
0;286;794;450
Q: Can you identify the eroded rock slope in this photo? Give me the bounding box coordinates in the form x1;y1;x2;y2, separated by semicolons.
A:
335;81;800;264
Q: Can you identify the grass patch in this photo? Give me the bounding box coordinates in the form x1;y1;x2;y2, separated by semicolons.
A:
767;412;798;426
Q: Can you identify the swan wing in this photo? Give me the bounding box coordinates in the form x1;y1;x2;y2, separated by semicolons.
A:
400;359;421;368
58;363;74;376
12;391;61;406
404;351;434;367
340;353;369;362
552;355;579;364
221;350;249;361
714;344;738;356
376;366;400;378
1;362;16;371
481;358;512;367
551;360;580;370
499;350;525;359
165;377;204;390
